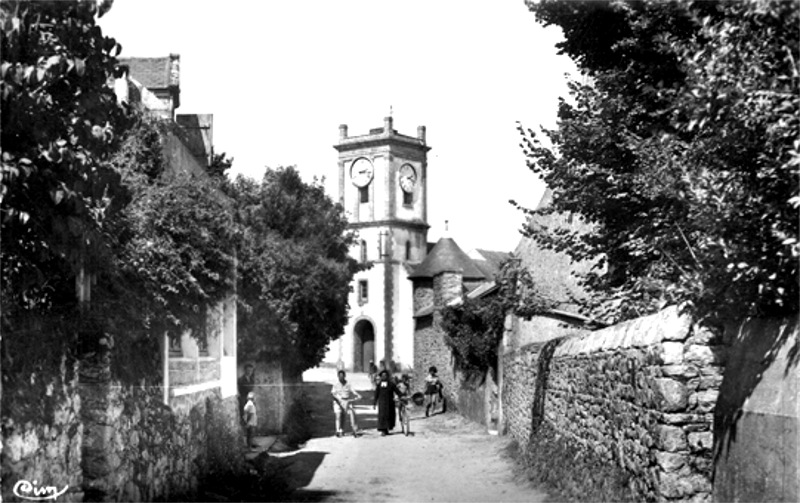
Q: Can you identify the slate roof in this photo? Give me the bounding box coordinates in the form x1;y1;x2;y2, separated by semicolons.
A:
119;57;173;89
408;237;486;280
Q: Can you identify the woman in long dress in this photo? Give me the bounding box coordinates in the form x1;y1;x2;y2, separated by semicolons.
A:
373;370;400;436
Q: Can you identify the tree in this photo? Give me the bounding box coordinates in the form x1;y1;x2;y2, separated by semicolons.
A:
229;167;360;373
517;0;799;324
441;259;553;373
1;0;129;323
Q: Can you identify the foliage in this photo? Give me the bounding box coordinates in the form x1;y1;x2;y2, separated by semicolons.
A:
207;151;234;181
1;0;238;382
517;0;799;324
1;0;130;323
108;119;238;340
441;259;555;372
229;167;360;373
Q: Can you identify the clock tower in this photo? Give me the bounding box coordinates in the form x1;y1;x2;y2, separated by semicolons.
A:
324;116;430;373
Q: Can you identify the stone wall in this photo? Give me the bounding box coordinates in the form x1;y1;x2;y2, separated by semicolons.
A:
3;342;242;503
412;271;462;407
80;347;241;502
2;356;85;502
503;307;724;501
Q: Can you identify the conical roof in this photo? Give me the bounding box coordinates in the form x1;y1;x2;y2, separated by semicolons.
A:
408;237;486;280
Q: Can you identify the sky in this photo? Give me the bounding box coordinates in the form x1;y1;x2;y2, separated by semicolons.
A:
98;0;577;253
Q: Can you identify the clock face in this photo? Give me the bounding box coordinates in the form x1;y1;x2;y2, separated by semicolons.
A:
399;164;417;193
350;158;374;187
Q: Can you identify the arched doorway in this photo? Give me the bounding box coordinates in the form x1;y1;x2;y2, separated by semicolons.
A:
353;320;375;373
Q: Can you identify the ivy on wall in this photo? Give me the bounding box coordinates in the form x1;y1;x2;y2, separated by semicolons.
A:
441;259;555;374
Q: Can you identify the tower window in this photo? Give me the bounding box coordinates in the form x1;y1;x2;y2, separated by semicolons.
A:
405;241;411;261
403;191;413;206
358;280;368;304
360;240;367;263
359;186;369;203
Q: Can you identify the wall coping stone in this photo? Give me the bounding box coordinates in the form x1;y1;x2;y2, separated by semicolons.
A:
553;306;691;358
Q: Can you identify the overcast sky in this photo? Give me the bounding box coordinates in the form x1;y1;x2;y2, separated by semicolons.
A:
98;0;577;253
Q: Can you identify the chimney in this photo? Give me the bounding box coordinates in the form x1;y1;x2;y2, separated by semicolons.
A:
339;124;348;140
384;116;393;134
417;125;426;143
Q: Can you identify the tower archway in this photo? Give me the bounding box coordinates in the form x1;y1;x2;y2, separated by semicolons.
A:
352;319;375;373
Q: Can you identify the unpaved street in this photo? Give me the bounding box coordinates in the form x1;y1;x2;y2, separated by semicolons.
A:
270;368;548;503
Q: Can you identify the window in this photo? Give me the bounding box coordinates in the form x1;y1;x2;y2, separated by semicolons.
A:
405;241;412;261
358;280;368;304
360;240;367;263
359;186;369;203
169;334;182;356
403;190;413;206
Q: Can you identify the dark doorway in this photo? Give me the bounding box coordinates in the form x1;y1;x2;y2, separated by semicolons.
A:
353;320;375;372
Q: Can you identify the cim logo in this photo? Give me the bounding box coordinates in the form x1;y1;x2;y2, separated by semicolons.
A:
12;480;69;501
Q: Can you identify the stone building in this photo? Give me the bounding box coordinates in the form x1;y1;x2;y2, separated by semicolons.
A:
409;236;509;413
322;117;431;373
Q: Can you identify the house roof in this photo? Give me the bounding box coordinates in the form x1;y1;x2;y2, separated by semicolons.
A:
470;249;511;280
408;237;486;280
119;56;175;90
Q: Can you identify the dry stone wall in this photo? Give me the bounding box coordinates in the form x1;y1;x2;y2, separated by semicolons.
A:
2;357;85;502
2;342;241;503
503;307;725;502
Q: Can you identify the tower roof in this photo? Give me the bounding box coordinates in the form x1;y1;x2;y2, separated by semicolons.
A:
408;237;486;280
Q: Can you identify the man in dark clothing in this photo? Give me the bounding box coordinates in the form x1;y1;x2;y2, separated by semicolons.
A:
238;364;256;422
373;370;401;436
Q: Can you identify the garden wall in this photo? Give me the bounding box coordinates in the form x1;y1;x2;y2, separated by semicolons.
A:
2;342;242;502
502;306;799;502
2;356;85;502
503;307;724;501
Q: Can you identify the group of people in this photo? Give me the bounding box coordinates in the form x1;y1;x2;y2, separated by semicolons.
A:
332;365;444;438
237;362;446;449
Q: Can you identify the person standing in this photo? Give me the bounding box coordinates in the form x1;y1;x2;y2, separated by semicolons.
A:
424;366;442;417
395;374;412;436
373;370;400;436
332;370;362;438
243;391;257;450
238;363;256;422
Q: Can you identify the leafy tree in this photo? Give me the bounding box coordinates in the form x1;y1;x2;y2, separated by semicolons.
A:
0;0;135;367
230;167;360;373
441;259;553;373
207;151;233;181
517;0;799;324
1;0;129;325
86;115;240;355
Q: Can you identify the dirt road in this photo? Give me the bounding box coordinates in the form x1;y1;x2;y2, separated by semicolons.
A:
270;368;548;503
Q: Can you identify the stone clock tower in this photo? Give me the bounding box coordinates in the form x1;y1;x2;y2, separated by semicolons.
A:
323;116;430;373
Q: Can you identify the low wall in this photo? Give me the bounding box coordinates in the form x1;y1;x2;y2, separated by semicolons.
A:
81;377;238;502
3;341;242;503
503;307;724;501
2;356;85;502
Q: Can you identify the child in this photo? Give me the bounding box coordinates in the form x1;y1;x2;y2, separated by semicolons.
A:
243;391;257;449
395;374;412;436
424;366;442;417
